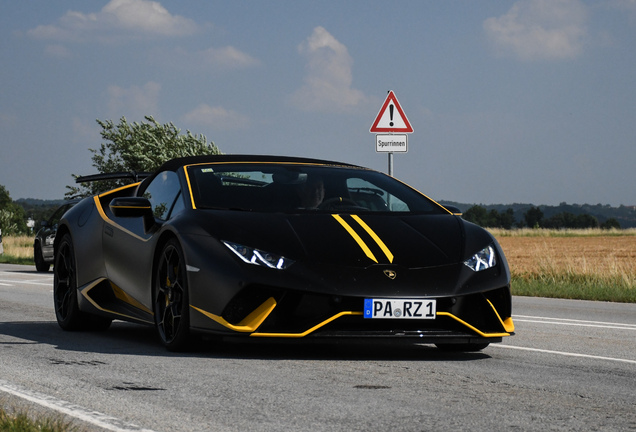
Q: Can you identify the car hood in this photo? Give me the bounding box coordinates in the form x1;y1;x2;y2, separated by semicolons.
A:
186;211;467;269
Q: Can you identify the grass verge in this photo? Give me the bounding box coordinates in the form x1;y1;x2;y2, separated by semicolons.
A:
0;235;34;266
494;229;635;303
0;406;77;432
512;276;636;303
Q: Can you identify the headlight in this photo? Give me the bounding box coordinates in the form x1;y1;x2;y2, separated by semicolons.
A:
223;241;294;270
463;245;497;272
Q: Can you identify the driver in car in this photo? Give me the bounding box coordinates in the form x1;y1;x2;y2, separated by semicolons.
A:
297;175;325;209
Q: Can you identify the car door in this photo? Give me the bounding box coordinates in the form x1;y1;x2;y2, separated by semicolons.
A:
102;170;183;307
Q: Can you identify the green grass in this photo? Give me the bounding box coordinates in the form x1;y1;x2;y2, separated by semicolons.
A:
0;407;77;432
512;276;636;303
0;255;34;266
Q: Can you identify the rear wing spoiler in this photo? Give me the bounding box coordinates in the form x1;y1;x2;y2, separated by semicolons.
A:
76;172;152;184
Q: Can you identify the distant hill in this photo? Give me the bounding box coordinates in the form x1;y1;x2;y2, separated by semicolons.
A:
16;198;68;224
439;201;636;228
16;198;66;207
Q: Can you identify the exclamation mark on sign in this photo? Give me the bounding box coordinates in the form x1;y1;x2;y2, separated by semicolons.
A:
389;104;394;127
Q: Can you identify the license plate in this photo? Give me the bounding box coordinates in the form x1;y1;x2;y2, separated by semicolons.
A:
364;299;436;319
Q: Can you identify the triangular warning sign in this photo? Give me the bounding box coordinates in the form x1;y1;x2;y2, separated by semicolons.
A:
370;91;413;133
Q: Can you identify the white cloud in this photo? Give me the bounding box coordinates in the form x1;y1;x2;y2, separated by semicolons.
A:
289;26;368;112
484;0;588;61
28;0;196;42
169;46;260;70
107;81;161;120
181;104;249;130
199;46;260;68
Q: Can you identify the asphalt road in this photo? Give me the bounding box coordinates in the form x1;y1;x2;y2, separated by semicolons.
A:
0;263;634;431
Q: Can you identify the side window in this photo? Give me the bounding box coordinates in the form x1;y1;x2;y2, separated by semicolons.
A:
170;191;185;218
141;171;182;221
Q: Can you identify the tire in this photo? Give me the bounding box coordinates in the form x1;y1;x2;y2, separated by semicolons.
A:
435;342;490;352
54;233;112;331
34;243;50;272
154;238;191;351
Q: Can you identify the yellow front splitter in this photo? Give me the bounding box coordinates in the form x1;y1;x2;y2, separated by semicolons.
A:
191;297;514;339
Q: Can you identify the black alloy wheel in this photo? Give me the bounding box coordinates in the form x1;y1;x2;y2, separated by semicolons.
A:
54;233;111;331
53;234;80;329
34;242;50;272
154;238;191;351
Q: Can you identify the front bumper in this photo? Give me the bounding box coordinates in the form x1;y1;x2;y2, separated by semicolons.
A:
190;285;514;342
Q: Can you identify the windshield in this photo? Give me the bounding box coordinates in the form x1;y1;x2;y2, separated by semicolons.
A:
186;163;446;214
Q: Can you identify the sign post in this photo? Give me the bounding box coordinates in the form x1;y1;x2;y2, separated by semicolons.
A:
370;90;413;176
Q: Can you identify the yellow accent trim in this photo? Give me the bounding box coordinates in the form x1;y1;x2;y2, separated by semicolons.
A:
351;215;394;263
251;311;364;338
437;312;511;338
97;182;140;198
93;196;149;242
503;317;515;333
110;282;153;314
190;297;277;332
486;299;516;333
80;278;154;324
192;297;511;339
94;195;108;220
183;167;197;210
332;214;378;263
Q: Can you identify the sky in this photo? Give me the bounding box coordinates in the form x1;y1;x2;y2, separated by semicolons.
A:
1;0;635;206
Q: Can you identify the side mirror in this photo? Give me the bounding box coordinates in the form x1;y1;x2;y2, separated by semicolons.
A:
109;197;156;232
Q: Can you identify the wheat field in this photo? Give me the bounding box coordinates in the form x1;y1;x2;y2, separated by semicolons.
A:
491;229;636;301
1;235;33;259
495;235;636;282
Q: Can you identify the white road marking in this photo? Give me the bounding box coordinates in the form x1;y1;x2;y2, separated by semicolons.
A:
0;380;158;432
0;276;53;287
514;314;636;331
492;344;636;365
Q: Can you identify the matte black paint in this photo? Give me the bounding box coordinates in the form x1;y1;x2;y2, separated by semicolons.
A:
55;155;513;345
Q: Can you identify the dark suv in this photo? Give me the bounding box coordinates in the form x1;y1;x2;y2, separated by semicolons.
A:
34;201;77;272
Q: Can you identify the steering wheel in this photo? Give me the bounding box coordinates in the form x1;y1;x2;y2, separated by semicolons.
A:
318;197;359;210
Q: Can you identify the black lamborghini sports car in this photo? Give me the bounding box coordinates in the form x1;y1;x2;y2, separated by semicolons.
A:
54;155;514;351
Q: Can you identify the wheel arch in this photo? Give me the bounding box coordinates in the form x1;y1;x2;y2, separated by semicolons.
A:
151;230;186;293
53;224;72;258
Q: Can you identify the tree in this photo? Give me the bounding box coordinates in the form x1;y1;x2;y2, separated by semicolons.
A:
542;212;599;229
497;208;516;230
601;218;621;229
66;116;221;198
463;205;489;226
0;185;28;235
524;206;543;228
463;206;515;228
